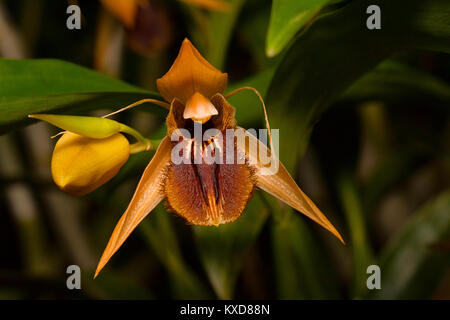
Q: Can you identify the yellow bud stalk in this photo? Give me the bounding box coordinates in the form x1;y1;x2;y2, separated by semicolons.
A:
51;132;130;196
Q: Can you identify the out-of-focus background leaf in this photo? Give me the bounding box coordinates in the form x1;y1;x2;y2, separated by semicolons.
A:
139;206;211;299
205;0;246;69
266;0;450;159
193;196;269;299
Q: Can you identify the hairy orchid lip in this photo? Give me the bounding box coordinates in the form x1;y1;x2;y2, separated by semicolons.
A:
165;134;254;227
183;92;218;124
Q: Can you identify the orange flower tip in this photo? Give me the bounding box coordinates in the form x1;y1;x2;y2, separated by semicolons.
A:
94;257;110;279
328;226;345;244
339;234;345;245
156;38;228;103
183;92;218;123
56;177;70;189
320;219;344;244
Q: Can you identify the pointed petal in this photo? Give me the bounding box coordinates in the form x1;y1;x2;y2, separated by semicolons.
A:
156;38;228;104
94;136;172;277
236;127;344;243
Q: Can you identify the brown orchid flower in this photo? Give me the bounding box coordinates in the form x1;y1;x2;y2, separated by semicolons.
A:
94;39;343;277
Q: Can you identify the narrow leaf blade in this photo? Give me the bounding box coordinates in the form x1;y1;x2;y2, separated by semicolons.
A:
95;137;172;278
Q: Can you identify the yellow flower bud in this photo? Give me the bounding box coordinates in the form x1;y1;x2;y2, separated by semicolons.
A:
51;132;130;196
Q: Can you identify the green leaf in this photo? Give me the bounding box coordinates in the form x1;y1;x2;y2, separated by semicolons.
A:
193;196;269;299
206;0;247;69
239;2;273;69
139;205;210;299
371;190;450;299
266;0;450;161
266;0;332;57
342;60;450;104
87;271;154;299
362;148;426;217
0;59;161;134
270;206;341;299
